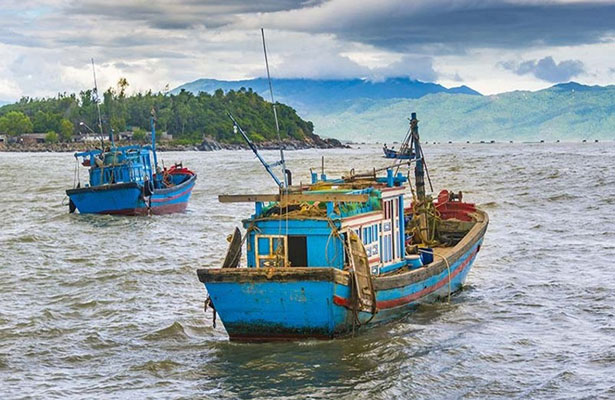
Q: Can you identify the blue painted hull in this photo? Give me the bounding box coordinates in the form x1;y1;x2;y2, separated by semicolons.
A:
66;175;196;215
383;148;414;159
198;214;487;341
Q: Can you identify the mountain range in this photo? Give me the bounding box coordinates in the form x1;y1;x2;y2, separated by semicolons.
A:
173;78;480;115
173;78;615;142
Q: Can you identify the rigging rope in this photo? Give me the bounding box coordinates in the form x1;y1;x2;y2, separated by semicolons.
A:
431;250;452;303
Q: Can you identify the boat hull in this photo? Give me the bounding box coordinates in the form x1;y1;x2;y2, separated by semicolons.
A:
205;278;350;341
66;174;196;215
198;210;488;341
383;148;414;159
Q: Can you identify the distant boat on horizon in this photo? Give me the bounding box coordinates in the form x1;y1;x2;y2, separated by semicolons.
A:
382;144;416;159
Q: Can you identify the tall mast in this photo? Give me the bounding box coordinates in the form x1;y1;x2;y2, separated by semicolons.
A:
91;58;109;148
411;112;430;243
261;28;288;189
150;108;158;172
411;112;425;201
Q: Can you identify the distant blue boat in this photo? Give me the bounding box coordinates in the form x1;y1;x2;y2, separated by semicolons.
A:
66;117;196;215
383;145;415;159
197;113;488;341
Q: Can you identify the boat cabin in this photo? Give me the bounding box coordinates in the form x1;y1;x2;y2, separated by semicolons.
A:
224;169;410;276
75;145;155;187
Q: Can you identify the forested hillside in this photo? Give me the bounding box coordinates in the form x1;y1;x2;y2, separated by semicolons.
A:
174;78;615;142
173;77;480;115
307;82;615;142
0;84;315;144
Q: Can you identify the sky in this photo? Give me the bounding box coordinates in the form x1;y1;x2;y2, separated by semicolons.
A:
1;0;615;100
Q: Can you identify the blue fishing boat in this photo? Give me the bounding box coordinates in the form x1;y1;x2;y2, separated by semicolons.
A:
383;144;415;159
197;112;488;341
66;116;196;215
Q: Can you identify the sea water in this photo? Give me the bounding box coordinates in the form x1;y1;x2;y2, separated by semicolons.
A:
0;143;614;399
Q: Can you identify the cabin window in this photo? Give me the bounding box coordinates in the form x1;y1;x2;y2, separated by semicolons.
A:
257;237;270;255
362;227;369;244
287;236;308;267
254;234;287;268
380;198;401;264
272;237;284;253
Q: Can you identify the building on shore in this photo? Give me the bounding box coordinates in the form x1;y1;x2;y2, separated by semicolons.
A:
75;134;105;143
19;133;47;144
159;131;173;141
118;131;133;141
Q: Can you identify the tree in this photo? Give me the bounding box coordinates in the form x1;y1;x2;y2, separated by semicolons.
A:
59;119;73;142
0;111;33;136
33;110;53;133
0;86;316;145
117;78;129;98
45;131;59;143
132;127;146;142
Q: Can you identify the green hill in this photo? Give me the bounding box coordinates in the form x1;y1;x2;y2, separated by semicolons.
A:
0;87;316;145
173;77;480;115
306;83;615;142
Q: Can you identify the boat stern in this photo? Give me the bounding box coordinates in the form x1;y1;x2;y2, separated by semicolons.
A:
66;182;146;215
197;267;352;341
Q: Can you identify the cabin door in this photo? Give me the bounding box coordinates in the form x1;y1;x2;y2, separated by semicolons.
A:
381;198;399;263
287;236;308;267
346;231;376;313
391;197;399;259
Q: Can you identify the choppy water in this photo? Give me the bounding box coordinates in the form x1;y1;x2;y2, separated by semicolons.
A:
1;143;614;399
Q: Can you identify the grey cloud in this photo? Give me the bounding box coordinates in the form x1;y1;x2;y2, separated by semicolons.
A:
501;56;585;83
273;50;437;81
372;55;437;82
0;27;47;47
69;0;326;30
256;1;615;53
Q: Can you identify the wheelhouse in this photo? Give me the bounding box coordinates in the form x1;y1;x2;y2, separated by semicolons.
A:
225;169;409;276
75;145;154;187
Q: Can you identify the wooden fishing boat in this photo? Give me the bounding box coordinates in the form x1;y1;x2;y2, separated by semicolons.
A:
66;117;196;215
383;145;415;159
197;112;488;341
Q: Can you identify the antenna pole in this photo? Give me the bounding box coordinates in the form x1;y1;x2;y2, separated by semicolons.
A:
412;113;425;201
91;58;107;148
261;28;287;189
150;109;158;171
228;112;282;187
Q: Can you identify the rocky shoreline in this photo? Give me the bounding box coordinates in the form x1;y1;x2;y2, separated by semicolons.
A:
0;136;348;153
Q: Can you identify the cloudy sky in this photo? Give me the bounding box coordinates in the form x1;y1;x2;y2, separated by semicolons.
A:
1;0;615;100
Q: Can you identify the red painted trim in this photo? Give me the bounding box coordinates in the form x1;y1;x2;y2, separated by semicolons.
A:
99;201;187;216
104;207;149;216
150;202;188;215
333;296;347;306
151;184;194;203
333;247;478;309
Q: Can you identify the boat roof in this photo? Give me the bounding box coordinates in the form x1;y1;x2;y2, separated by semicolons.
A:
74;144;153;158
220;170;408;221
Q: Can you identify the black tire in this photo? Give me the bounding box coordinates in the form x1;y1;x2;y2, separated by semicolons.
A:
68;198;76;213
143;179;154;196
